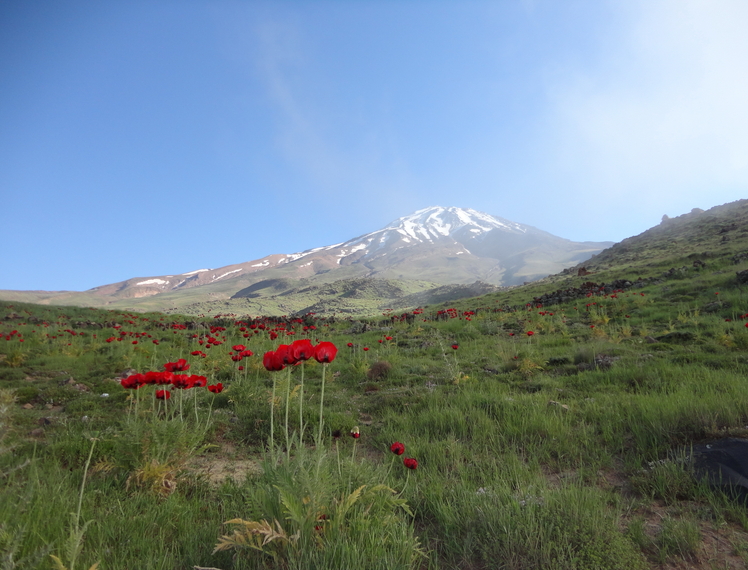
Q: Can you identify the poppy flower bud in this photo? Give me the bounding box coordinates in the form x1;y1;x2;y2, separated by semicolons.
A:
350;426;360;439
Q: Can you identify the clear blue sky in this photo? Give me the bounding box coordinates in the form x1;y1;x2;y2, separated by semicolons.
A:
2;0;747;291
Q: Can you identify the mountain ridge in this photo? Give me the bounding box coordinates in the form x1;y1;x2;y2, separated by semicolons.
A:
0;206;613;314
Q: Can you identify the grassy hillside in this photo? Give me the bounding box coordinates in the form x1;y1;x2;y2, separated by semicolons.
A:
3;199;748;569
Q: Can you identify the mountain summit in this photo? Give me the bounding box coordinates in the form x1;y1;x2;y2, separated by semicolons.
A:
376;206;526;243
293;206;611;285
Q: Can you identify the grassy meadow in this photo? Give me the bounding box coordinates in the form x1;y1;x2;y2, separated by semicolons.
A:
4;208;748;568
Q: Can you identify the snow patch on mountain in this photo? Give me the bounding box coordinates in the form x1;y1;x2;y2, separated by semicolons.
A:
213;269;242;281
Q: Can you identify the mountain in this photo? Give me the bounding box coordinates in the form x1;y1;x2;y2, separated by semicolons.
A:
0;206;613;314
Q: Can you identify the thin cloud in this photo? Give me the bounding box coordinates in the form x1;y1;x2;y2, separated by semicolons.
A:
546;0;748;212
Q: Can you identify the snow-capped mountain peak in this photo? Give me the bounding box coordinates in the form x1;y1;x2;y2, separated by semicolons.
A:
70;205;612;302
386;206;525;242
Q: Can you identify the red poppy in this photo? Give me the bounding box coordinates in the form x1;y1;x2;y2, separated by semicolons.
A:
291;339;315;361
155;389;171;400
171;374;194;389
403;457;418;470
363;347;369;351
190;375;207;388
509;333;515;337
208;383;223;394
232;344;246;352
451;344;459;350
350;426;360;439
527;331;534;336
263;350;285;372
385;336;393;341
314;342;338;363
120;374;143;389
164;358;190;372
390;441;405;455
275;344;298;366
347;342;353;347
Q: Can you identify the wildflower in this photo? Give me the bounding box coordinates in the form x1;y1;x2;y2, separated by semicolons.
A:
451;344;459;350
164;358;190;372
350;426;360;439
314;342;338;363
526;331;534;336
208;383;223;394
120;374;143;389
390;441;405;455
275;344;298;366
403;457;418;470
170;374;193;389
263;350;285;372
347;342;353;347
155;389;171;400
291;338;315;361
190;375;207;388
363;347;369;351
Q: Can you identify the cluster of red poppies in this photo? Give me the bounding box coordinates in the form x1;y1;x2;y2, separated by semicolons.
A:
120;358;223;398
390;441;418;470
230;344;254;362
262;340;337;371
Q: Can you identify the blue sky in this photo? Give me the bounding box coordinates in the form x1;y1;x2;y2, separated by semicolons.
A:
2;0;747;291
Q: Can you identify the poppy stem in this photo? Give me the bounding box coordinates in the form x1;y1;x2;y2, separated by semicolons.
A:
318;363;327;446
399;469;411;498
384;454;397;482
193;388;199;424
270;375;277;457
299;361;305;445
284;366;291;460
179;388;184;422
